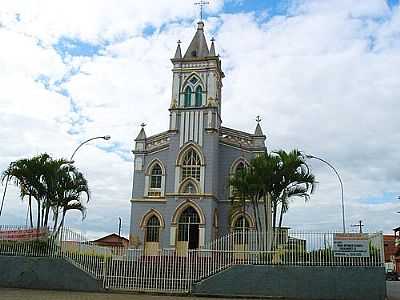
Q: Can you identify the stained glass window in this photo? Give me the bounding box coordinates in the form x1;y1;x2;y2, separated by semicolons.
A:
195;86;202;106
190;77;198;85
182;149;201;181
183;181;197;194
184;86;192;107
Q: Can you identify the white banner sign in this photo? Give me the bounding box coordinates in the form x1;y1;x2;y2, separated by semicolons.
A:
333;233;370;258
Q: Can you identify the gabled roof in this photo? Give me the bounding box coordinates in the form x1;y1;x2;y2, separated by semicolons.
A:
92;233;129;243
184;21;210;59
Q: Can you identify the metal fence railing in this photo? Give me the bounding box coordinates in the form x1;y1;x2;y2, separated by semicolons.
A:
60;228;112;279
0;225;59;257
0;226;119;279
201;230;384;267
0;226;385;293
104;248;192;292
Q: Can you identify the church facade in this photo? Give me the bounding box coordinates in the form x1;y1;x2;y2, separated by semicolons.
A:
129;21;266;253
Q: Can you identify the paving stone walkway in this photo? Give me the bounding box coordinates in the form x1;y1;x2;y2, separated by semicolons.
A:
0;288;280;300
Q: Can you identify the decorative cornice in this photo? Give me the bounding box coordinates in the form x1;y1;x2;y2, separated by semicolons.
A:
169;106;218;112
219;126;266;151
171;56;220;64
132;145;169;155
164;193;217;200
131;198;167;203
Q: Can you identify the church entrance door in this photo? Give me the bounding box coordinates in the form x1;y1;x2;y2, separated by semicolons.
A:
177;206;201;255
188;224;199;249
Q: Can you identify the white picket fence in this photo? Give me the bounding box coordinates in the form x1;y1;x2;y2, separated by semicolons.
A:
0;226;385;293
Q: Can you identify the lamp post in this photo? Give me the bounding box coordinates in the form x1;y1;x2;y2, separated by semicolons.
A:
70;135;111;161
305;154;346;233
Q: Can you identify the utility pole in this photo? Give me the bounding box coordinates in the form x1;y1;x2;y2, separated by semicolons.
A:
305;154;346;233
118;217;122;237
351;220;364;233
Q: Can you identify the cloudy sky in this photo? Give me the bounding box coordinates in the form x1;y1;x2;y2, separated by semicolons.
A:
0;0;399;239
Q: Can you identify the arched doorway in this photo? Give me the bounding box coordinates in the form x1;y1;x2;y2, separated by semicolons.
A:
177;206;200;251
232;214;251;260
144;215;161;255
233;215;250;245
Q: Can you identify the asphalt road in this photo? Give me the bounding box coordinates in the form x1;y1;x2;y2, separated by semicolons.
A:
387;281;400;300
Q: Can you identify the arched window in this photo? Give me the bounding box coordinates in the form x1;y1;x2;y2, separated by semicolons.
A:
145;215;160;242
182;148;201;181
195;86;203;106
148;163;163;197
184;86;192;107
150;164;162;188
183;181;197;194
234;216;250;232
235;162;246;174
230;160;250;200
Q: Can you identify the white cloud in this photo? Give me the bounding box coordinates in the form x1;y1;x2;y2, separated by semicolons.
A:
0;0;399;238
0;0;224;43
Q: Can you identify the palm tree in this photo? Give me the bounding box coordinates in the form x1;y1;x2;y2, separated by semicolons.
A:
229;165;262;233
229;149;317;250
1;154;51;228
1;154;90;233
229;152;282;249
273;149;316;229
53;164;90;235
40;158;71;227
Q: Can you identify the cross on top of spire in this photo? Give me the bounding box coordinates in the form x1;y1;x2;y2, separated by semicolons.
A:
256;116;262;124
195;0;209;21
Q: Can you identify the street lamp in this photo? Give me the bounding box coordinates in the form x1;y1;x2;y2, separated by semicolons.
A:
70;135;111;161
305;154;346;233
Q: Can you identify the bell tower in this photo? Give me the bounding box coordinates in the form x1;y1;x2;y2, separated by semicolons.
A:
169;21;224;147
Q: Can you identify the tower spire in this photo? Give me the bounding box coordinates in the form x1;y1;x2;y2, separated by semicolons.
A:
174;40;182;59
183;21;210;59
135;123;147;141
209;37;216;56
254;116;264;136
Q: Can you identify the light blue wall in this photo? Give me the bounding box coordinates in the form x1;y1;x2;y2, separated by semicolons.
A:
130;130;266;248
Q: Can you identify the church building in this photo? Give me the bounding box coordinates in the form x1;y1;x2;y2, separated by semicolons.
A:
129;21;267;254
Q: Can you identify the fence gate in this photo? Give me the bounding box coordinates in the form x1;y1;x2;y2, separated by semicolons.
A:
103;249;193;293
